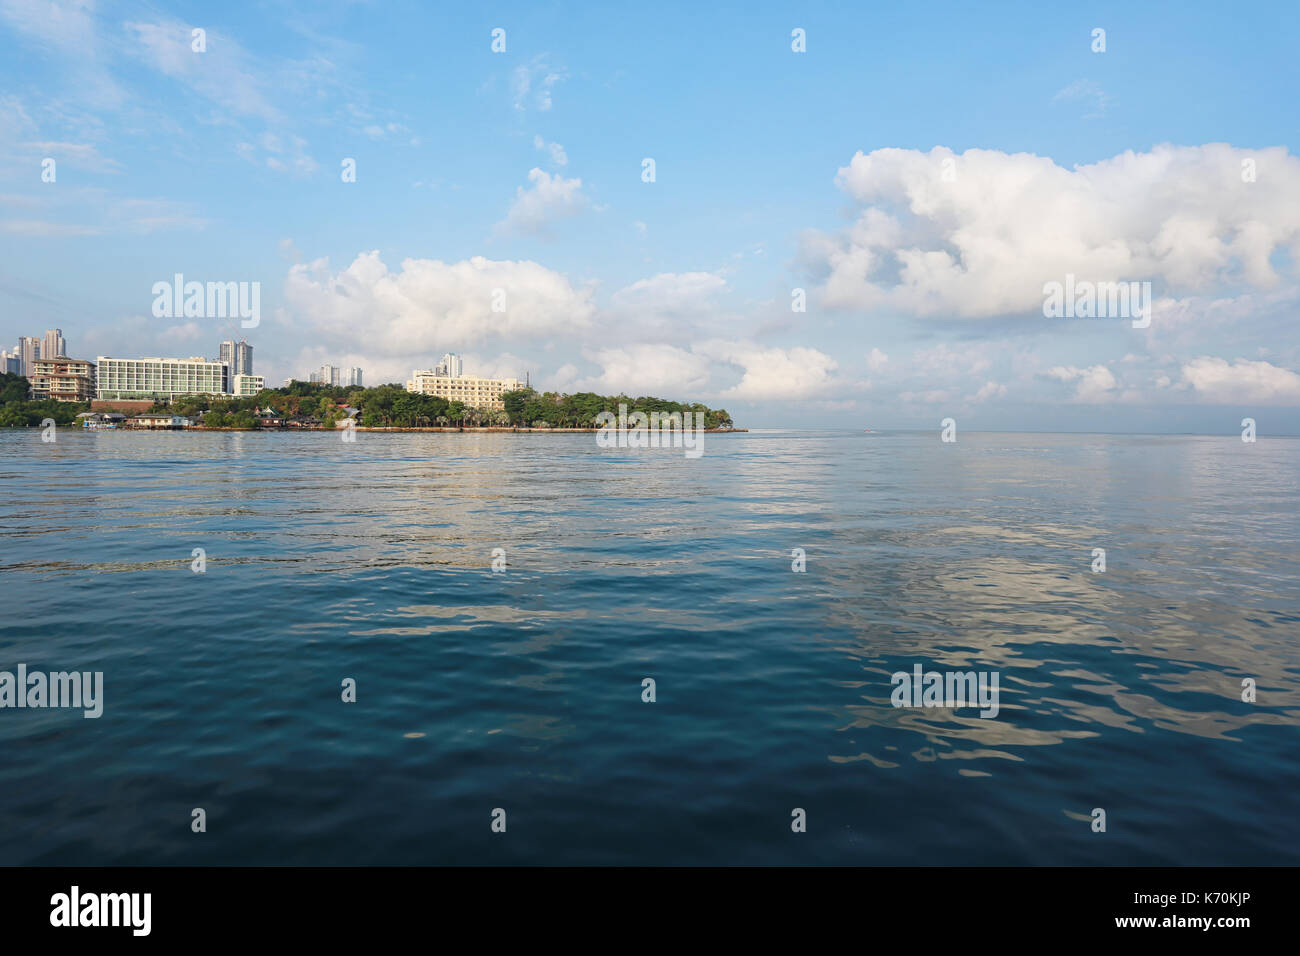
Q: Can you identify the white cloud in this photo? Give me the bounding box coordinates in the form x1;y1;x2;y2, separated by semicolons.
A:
282;250;596;357
1180;357;1300;405
532;134;567;167
866;347;889;371
580;344;713;395
1053;79;1109;119
0;0;125;106
969;380;1007;402
809;144;1300;320
498;168;586;236
1049;364;1119;402
126;19;281;122
698;341;839;401
611;272;726;313
512;57;564;111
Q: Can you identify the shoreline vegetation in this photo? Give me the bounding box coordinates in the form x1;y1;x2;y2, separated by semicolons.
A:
0;373;740;431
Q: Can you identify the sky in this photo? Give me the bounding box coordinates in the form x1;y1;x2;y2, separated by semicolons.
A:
1;0;1298;431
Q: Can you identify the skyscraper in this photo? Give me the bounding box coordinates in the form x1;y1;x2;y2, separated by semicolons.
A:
318;364;339;387
17;337;41;376
346;367;363;387
218;339;254;377
43;329;66;360
433;353;463;378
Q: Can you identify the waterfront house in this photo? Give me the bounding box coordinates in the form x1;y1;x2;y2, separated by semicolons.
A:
127;413;191;429
78;412;126;430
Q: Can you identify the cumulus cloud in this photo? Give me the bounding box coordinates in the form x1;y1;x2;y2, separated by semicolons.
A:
969;380;1008;402
498;168;586;236
282;250;596;357
866;347;889;371
698;341;839;401
575;340;840;402
1049;364;1119;402
1180;357;1300;405
580;344;714;395
807;144;1300;320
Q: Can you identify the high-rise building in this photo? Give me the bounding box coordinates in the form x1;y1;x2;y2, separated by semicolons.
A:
17;337;41;376
43;329;66;360
95;356;229;400
346;367;363;387
433;353;463;378
218;339;254;378
317;364;339;387
1;350;20;375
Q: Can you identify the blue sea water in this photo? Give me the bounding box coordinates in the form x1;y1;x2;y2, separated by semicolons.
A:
1;428;1297;865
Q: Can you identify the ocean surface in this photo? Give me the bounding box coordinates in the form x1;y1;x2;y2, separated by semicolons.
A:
1;428;1297;865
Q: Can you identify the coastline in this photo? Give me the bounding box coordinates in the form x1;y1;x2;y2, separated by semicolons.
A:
74;425;749;433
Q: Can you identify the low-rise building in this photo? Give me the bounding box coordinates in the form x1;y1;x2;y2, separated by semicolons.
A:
232;374;265;396
406;369;523;410
78;412;126;429
28;357;96;402
126;414;191;429
256;407;285;427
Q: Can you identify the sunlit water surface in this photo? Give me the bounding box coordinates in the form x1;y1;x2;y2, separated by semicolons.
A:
1;429;1297;864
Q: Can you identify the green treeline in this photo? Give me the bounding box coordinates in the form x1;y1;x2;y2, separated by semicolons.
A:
1;375;734;430
0;373;88;426
166;383;733;429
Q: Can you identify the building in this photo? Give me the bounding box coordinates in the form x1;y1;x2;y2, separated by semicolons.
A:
95;356;228;401
17;337;41;377
126;413;191;429
218;339;254;378
346;367;363;387
255;407;285;427
28;357;96;402
0;350;20;375
406;367;524;411
43;329;66;361
433;353;463;378
78;412;126;430
310;364;339;386
232;374;265;396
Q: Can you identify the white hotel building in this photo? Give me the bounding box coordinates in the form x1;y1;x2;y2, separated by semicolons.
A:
406;354;522;411
232;374;265;396
96;356;229;401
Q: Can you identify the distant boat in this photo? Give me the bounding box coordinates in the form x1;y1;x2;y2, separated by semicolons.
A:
863;428;873;433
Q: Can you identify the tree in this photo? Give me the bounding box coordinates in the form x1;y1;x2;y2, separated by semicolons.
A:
501;388;534;425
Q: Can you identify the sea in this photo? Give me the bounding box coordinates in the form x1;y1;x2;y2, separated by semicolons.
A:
1;428;1297;865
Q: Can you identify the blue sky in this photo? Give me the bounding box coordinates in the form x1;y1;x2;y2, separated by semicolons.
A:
2;0;1298;430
